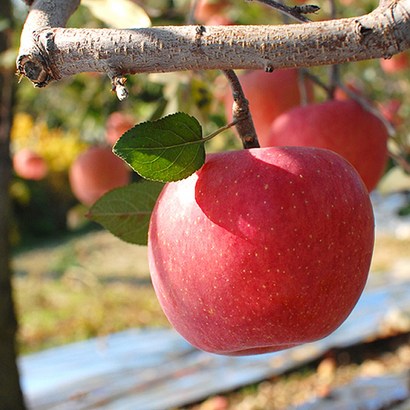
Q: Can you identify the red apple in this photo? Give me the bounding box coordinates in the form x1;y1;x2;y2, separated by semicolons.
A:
194;0;230;24
224;69;313;140
204;14;233;25
13;148;48;181
69;146;130;206
148;146;374;355
380;52;409;73
263;99;388;192
105;112;135;146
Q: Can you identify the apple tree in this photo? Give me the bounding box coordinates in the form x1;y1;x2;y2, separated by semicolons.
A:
0;1;27;408
2;0;410;406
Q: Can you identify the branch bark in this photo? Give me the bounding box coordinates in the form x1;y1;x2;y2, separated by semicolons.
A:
17;0;410;87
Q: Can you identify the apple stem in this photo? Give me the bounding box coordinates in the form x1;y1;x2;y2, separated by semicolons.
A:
336;81;396;137
222;69;260;149
327;64;341;99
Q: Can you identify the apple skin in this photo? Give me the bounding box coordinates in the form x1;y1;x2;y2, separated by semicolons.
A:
105;112;135;146
380;52;409;73
13;149;48;181
263;99;388;192
224;69;313;140
194;0;229;24
148;147;374;355
69;146;130;206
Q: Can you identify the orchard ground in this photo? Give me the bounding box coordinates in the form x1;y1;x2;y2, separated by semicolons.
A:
12;192;410;354
12;194;410;408
13;225;410;354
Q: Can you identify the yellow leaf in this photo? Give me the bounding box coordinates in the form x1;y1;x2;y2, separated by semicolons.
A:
378;166;410;195
82;0;151;28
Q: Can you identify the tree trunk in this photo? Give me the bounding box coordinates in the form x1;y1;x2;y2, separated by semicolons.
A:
0;0;27;408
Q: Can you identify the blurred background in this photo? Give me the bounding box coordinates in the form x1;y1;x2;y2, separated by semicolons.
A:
5;0;410;408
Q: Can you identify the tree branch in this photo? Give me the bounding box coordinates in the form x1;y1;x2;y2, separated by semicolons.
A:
18;0;80;85
17;0;410;87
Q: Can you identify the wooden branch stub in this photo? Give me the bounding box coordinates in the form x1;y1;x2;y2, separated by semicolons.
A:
17;28;58;87
17;55;49;86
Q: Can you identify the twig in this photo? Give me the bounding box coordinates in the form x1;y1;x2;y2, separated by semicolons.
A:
222;70;260;149
336;81;396;137
329;0;337;19
335;81;410;173
249;0;314;23
389;151;410;174
187;0;199;25
328;64;341;99
302;69;334;96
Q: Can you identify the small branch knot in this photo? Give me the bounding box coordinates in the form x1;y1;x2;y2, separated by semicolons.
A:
265;63;274;72
195;25;206;37
112;76;129;101
194;25;206;50
354;20;373;41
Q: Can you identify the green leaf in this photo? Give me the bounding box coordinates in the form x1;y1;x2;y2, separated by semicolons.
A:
113;113;206;182
86;181;164;245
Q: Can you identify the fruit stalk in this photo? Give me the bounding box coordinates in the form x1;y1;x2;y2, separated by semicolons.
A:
222;69;260;149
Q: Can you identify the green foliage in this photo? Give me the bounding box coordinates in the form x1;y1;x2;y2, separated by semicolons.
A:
113;112;206;182
86;181;164;245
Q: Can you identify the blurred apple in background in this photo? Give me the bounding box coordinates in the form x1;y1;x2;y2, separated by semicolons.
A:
380;52;410;73
105;112;135;146
13;149;48;181
224;69;313;140
194;0;230;24
69;146;130;206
